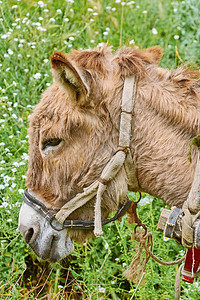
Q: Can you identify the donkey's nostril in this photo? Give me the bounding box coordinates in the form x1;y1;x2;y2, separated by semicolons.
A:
24;228;34;244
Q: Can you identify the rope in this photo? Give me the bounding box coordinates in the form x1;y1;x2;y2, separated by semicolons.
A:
174;263;184;300
124;228;185;284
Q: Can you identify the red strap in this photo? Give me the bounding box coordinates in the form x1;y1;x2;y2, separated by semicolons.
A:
182;247;200;283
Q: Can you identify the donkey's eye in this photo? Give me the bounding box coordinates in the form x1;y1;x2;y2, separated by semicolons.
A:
42;138;62;150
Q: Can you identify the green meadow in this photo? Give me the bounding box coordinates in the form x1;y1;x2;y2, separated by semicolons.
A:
0;0;200;298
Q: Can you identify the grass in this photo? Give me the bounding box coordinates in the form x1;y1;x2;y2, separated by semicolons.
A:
0;0;200;299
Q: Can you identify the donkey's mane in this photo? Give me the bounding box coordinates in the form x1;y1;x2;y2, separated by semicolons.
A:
140;66;200;136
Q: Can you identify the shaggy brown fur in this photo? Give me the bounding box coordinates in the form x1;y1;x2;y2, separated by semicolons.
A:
26;45;200;242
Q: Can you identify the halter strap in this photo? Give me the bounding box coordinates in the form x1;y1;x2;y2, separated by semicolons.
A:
23;189;132;230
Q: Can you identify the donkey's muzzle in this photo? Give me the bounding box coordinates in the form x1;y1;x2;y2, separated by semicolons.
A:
18;201;74;262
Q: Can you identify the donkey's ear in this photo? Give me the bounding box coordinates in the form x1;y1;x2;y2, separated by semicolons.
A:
51;51;92;105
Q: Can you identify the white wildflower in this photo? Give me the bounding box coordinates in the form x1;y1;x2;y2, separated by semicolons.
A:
129;39;135;45
152;28;158;35
43;59;49;63
174;35;179;40
8;49;14;55
22;17;28;23
104;242;109;249
37;26;47;32
18;189;24;195
138;196;153;206
33;73;41;79
12;114;17;119
57;9;62;14
98;42;105;47
49;18;55;22
21;153;29;160
98;287;106;293
37;1;46;7
179;250;185;257
1;201;9;207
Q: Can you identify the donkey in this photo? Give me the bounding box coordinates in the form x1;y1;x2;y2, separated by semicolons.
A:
18;45;200;263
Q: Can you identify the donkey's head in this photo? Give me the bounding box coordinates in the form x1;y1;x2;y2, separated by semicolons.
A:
18;46;163;262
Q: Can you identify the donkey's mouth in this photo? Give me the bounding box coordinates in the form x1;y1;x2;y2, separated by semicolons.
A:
45;236;74;263
18;201;74;263
28;233;74;263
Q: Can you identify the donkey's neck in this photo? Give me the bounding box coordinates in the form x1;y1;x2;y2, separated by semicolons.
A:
132;80;200;207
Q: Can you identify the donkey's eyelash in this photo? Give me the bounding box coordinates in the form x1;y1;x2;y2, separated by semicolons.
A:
42;138;62;150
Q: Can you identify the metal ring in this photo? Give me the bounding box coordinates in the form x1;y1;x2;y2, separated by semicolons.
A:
49;218;65;231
